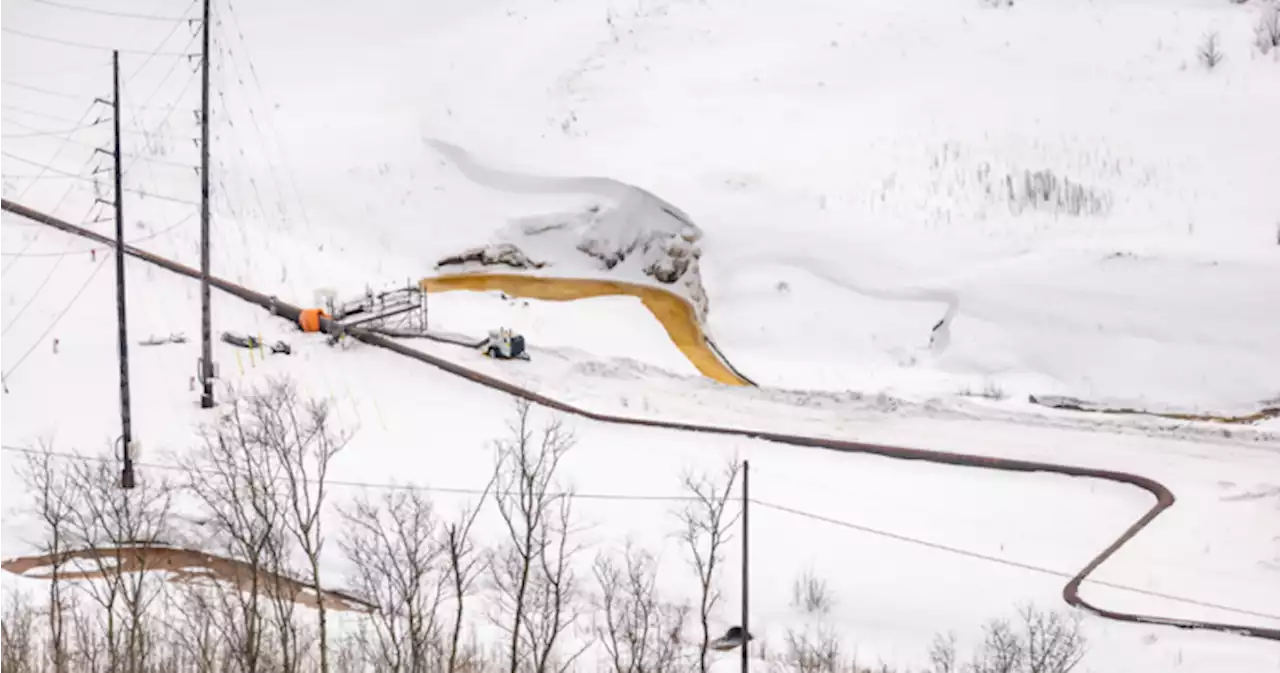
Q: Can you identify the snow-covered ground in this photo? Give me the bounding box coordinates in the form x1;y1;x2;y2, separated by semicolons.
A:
5;0;1280;670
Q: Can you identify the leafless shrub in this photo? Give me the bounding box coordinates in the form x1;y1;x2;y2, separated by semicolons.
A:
488;398;587;673
1004;171;1110;217
675;459;742;673
781;626;855;673
332;629;366;673
2;589;40;673
174;585;232;673
339;488;448;672
1199;32;1225;69
1256;5;1280;53
592;541;690;673
969;618;1022;673
958;381;1007;401
790;567;834;616
968;605;1086;673
926;632;958;673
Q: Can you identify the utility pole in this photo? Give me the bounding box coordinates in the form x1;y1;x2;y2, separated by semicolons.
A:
741;459;750;673
198;0;215;408
111;50;136;489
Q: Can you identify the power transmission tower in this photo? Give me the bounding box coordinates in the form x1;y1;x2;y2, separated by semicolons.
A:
110;50;136;489
198;0;215;408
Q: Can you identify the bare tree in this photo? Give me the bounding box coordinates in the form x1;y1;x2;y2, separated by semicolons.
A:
262;527;307;673
64;453;175;673
1018;606;1085;673
926;633;958;673
1198;32;1224;69
179;390;296;673
247;378;349;673
156;582;230;673
967;605;1086;673
488;398;586;673
675;459;741;673
16;445;77;673
592;541;689;673
969;618;1022;673
442;478;494;673
781;626;850;673
2;589;39;673
790;567;834;617
339;487;448;672
67;600;107;673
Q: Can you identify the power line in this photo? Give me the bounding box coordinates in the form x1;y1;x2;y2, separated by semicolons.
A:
2;103;83;124
2;151;101;176
0;255;109;380
0;211;196;258
2;116;153;139
1;173;83;181
1;101;106;276
25;0;190;22
2;78;99;101
1;442;1272;625
0;444;698;502
755;499;1067;577
124;0;201;82
3;144;198;172
0;203;95;340
3;60;111;78
126;188;198;207
751;499;1280;623
2;120;108;139
2;0;202;296
220;0;316;233
1;27;194;57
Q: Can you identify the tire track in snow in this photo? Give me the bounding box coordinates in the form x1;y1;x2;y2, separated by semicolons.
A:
7;197;1279;644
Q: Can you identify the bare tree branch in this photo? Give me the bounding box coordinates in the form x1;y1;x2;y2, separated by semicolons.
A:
339;487;448;672
592;541;689;673
488;398;584;673
16;443;76;673
675;459;741;673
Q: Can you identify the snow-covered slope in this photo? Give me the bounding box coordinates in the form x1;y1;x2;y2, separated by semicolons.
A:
11;0;1278;411
5;0;1280;670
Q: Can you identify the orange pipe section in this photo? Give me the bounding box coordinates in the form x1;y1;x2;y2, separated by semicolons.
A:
421;273;749;386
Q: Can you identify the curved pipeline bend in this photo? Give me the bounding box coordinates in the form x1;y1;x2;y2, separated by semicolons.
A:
4;198;1276;643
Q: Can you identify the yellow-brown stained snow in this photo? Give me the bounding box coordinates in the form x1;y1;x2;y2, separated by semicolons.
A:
421;273;750;386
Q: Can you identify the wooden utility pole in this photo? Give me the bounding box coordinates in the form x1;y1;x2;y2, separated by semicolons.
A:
198;0;215;408
741;459;750;672
111;50;136;489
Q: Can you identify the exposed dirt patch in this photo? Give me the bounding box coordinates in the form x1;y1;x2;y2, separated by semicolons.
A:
2;544;374;613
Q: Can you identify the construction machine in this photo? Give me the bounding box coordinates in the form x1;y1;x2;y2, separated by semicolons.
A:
479;328;529;360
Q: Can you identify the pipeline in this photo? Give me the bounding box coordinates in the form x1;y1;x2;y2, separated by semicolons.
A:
5;197;1277;642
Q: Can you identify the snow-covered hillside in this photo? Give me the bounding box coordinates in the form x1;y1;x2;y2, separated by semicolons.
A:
5;0;1280;670
8;0;1280;410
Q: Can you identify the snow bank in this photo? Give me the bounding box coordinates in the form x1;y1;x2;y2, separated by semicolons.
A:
427;139;713;320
